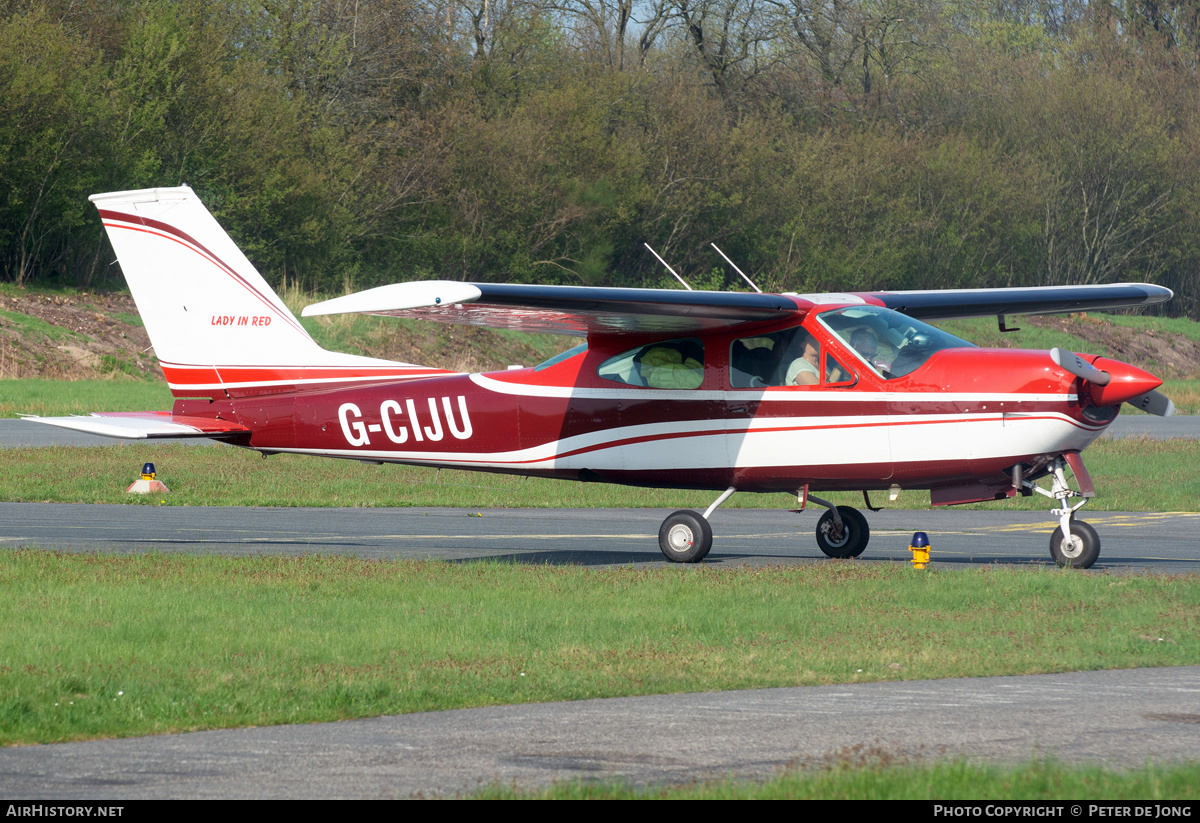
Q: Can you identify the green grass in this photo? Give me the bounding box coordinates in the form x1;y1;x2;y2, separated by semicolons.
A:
1;553;1196;746
0;308;82;344
475;759;1200;799
0;437;1195;511
935;311;1200;353
1101;313;1200;341
1;379;172;417
935;316;1100;353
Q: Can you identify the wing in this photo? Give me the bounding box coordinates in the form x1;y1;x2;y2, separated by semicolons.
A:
301;280;1173;336
23;412;250;440
302;281;802;336
859;283;1173;319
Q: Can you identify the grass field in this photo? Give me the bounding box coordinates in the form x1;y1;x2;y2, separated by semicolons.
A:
0;379;172;418
476;759;1200;799
2;552;1196;747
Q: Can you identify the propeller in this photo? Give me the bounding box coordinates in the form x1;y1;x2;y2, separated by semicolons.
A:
1050;348;1110;386
1126;389;1176;417
1050;348;1174;416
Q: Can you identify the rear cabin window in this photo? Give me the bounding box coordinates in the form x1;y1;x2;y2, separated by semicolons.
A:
597;338;704;389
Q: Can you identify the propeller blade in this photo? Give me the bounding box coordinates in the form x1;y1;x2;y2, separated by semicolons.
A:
1126;389;1175;417
1050;347;1111;386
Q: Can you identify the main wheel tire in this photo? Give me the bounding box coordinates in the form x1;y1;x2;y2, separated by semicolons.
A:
658;510;713;563
1049;520;1100;569
816;506;870;558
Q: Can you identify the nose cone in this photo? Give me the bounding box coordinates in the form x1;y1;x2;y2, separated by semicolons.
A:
1087;357;1163;407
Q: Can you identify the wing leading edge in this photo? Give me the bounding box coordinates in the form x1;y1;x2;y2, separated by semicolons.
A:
302;280;1173;337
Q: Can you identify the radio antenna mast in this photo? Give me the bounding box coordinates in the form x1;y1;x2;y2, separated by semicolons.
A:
644;243;692;291
711;243;762;293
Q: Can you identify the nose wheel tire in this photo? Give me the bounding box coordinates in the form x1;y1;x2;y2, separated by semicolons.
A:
816;506;870;558
658;510;713;563
1050;520;1100;569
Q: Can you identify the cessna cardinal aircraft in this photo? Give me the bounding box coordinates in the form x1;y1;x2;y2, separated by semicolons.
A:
28;187;1176;569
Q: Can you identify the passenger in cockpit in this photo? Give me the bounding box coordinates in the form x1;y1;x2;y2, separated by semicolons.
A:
785;335;820;386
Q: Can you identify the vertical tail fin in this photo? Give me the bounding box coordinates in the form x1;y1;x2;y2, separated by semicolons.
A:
91;187;449;398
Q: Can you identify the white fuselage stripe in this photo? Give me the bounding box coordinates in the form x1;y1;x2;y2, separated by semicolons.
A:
279;413;1104;472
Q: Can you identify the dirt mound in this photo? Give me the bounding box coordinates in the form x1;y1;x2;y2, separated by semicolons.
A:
1027;314;1200;380
0;289;561;381
0;292;160;380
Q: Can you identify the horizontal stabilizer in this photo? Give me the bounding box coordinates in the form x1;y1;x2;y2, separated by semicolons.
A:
22;412;250;440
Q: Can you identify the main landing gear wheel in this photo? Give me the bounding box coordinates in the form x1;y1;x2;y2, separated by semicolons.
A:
1050;520;1100;569
816;506;870;558
658;510;713;563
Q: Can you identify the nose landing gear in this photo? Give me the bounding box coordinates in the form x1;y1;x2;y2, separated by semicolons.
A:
1028;454;1101;569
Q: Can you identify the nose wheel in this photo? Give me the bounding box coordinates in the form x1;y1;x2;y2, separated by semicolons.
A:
1050;519;1100;569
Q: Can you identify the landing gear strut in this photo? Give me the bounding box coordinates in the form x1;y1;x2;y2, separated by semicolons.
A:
1028;455;1101;569
795;488;871;559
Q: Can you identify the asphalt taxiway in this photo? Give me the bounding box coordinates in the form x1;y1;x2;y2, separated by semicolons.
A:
1;667;1198;799
1;503;1198;573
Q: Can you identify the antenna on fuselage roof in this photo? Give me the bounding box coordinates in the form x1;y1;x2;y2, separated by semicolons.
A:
643;243;693;291
711;243;762;294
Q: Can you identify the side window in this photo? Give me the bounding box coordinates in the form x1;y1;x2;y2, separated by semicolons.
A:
825;354;855;385
730;328;821;388
598;338;705;389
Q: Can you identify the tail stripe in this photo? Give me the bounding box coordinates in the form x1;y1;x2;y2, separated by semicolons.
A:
161;362;456;393
99;209;308;338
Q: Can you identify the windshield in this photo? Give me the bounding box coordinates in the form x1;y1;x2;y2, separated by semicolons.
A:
816;306;974;379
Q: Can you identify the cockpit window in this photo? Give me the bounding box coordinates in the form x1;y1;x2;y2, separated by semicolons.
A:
730;328;843;387
534;342;587;371
598;338;704;389
817;306;974;379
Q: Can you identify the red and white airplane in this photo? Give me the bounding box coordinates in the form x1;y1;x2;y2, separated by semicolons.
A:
29;187;1175;568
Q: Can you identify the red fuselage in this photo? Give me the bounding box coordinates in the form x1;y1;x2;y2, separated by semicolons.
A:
172;310;1150;503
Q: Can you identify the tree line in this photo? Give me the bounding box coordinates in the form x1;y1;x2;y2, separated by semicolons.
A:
3;0;1200;316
